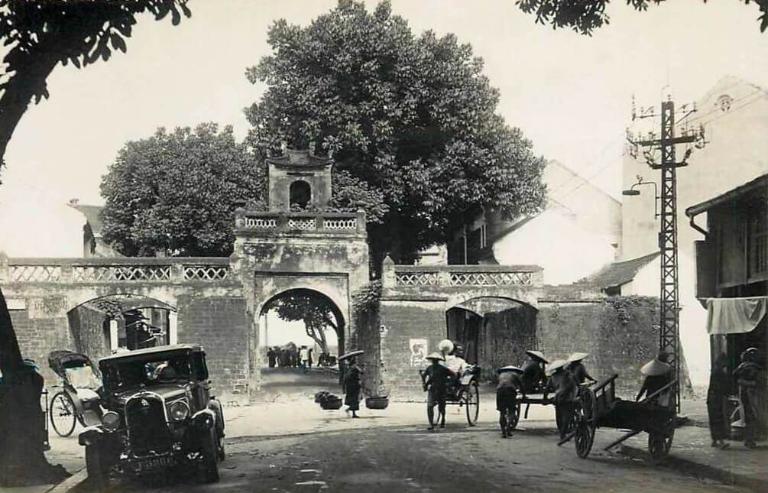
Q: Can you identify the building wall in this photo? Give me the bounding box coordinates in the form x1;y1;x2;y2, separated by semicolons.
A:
537;297;661;397
176;296;250;405
492;208;618;285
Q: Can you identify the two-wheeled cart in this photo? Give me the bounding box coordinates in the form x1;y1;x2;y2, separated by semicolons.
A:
559;374;677;462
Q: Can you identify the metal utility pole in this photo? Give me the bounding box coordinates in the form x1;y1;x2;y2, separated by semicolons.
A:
628;97;706;412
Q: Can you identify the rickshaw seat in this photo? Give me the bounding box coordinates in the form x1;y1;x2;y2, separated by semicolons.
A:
76;388;100;403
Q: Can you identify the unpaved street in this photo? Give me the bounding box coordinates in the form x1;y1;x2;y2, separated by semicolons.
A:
75;418;747;493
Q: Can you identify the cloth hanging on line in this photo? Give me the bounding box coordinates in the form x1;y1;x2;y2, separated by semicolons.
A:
705;297;768;335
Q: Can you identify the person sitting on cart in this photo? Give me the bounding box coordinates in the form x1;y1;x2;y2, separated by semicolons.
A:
547;359;579;439
497;366;523;438
445;344;468;378
566;352;596;386
438;339;465;394
521;350;548;397
423;352;452;430
636;352;673;407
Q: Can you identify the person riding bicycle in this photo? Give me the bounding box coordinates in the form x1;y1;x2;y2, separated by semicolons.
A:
497;365;523;438
566;352;596;386
422;352;452;430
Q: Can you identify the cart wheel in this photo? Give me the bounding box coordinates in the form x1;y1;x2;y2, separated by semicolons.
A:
50;391;77;437
465;382;480;426
648;428;674;463
574;418;596;459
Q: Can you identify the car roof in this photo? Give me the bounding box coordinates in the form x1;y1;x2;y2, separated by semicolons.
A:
99;344;204;364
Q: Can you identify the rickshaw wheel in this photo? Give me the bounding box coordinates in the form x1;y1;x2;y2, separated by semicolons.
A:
50;391;77;437
465;381;480;426
648;428;674;463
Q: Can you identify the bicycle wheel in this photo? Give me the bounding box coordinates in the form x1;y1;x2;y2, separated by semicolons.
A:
50;391;77;437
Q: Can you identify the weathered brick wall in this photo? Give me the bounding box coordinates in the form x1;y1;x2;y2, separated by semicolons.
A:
10;308;72;385
176;296;250;405
538;296;660;397
379;299;446;400
67;304;111;362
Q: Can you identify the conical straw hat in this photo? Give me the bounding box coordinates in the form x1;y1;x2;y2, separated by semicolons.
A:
567;352;589;363
640;358;671;376
525;350;548;364
546;359;567;376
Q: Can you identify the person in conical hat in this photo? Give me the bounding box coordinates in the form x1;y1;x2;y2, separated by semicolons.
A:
565;352;596;385
422;352;451;430
496;366;522;438
546;359;578;439
520;350;547;396
636;352;673;404
342;351;364;418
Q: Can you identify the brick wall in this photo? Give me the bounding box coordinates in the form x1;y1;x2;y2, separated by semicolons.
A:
177;296;250;405
11;309;72;385
379;300;446;400
538;296;660;397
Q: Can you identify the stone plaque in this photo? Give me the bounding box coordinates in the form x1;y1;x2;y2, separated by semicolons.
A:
27;297;68;319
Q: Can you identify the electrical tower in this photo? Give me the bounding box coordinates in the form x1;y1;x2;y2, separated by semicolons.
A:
627;97;706;411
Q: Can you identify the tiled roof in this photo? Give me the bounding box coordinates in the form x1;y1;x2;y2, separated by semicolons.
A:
582;251;660;289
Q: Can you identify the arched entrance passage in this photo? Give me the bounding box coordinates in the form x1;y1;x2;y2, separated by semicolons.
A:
446;297;537;379
67;294;177;362
257;288;345;394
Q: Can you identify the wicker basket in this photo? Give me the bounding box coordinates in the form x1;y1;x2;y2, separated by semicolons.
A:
320;397;343;410
365;396;389;410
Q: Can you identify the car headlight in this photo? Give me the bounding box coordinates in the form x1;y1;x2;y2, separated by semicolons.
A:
102;411;121;432
169;400;190;422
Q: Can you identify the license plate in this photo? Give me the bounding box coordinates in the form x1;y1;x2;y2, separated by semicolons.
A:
134;455;174;472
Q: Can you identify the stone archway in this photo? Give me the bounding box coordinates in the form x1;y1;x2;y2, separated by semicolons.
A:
255;287;346;397
446;296;538;379
67;294;178;362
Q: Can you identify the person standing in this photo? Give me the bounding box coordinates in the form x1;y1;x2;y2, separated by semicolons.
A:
566;353;596;386
343;355;363;418
636;352;673;406
547;359;578;439
497;366;522;438
422;353;451;430
733;348;762;449
267;347;277;368
707;353;730;449
299;346;309;370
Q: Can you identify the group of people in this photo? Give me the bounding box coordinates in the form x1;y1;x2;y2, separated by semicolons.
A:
495;350;596;438
708;347;765;449
420;339;469;430
266;344;315;369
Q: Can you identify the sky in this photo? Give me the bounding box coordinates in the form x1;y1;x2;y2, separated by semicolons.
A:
0;0;766;256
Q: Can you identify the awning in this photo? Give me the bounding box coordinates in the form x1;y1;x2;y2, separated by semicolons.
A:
705;297;768;335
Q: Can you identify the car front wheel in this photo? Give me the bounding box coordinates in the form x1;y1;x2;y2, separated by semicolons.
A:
199;428;220;483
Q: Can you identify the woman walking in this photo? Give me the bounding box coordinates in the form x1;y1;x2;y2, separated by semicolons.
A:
707;353;730;449
340;350;364;418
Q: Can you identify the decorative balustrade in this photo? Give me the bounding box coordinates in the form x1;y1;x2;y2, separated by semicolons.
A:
0;257;231;284
385;263;542;289
235;210;366;236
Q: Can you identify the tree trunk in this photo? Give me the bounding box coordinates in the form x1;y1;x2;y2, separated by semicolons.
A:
0;48;60;167
0;288;70;486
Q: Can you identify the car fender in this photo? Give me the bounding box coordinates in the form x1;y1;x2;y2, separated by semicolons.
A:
207;398;225;433
192;408;216;430
78;425;104;447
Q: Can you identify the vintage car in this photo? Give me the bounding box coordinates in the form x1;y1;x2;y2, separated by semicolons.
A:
78;344;225;487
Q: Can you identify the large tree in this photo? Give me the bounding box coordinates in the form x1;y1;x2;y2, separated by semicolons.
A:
1;1;191;485
101;123;265;257
515;0;768;35
267;291;340;355
245;0;547;265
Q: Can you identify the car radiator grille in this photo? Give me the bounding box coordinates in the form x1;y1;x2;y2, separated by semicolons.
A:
125;395;172;455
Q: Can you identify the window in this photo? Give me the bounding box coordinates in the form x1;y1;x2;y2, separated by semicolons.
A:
289;180;311;209
748;205;767;279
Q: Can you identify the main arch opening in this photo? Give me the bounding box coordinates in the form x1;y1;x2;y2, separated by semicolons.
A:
67;294;178;362
446;297;537;381
258;288;344;395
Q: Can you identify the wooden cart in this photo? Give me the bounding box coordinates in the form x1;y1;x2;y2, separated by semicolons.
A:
559;374;677;462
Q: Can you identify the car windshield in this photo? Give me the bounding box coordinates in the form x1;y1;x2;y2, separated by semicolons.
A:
103;353;192;392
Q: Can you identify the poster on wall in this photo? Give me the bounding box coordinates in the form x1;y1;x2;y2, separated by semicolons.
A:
409;338;427;367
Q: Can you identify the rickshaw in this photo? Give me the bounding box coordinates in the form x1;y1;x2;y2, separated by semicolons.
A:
48;350;103;437
419;364;481;427
558;374;677;462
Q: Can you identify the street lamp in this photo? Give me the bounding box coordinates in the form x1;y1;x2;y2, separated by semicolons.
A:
622;175;660;218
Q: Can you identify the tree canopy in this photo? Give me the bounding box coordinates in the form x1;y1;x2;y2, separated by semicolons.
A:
0;0;191;173
515;0;768;35
267;291;340;354
246;0;547;264
100;123;265;257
